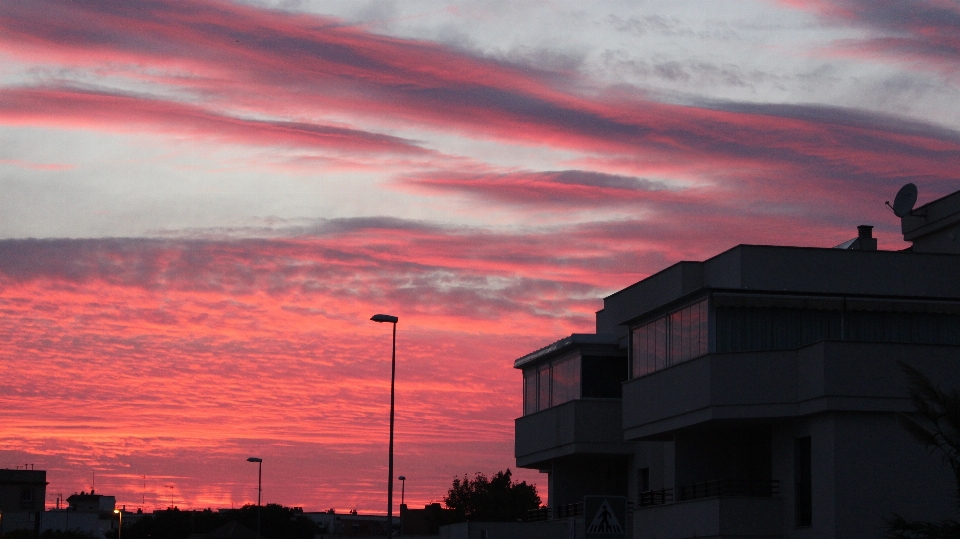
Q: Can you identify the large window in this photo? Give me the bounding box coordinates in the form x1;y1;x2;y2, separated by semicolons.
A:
522;354;582;415
632;299;708;378
715;306;960;352
552;356;580;405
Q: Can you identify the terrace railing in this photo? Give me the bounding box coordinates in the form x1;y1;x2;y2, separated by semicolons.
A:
676;479;780;501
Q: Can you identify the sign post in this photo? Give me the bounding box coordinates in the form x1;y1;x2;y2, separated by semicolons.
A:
584;496;626;539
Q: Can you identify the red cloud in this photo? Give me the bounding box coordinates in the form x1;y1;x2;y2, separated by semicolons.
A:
0;87;429;156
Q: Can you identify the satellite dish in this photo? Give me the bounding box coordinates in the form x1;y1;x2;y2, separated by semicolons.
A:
891;183;918;217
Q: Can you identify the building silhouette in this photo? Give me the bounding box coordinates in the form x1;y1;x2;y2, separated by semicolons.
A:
514;187;960;538
0;468;47;535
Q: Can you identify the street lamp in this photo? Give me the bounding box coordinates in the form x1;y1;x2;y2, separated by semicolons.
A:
398;476;406;537
247;457;262;539
113;509;122;539
370;313;399;536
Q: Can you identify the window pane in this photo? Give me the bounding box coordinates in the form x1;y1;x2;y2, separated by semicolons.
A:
538;363;551;411
654;318;667;370
698;299;709;356
523;369;537;415
552;356;581;405
669;310;683;365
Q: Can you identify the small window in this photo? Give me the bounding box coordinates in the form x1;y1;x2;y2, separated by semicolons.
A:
20;487;34;509
638;468;650;493
795;437;812;527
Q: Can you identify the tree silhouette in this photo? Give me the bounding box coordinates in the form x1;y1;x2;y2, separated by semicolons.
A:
887;361;960;539
444;469;541;522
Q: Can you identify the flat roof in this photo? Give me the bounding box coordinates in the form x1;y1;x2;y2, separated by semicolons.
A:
602;244;960;327
513;333;619;369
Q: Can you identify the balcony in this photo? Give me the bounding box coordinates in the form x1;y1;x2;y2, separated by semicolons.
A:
622;341;960;440
635;495;783;539
515;399;632;468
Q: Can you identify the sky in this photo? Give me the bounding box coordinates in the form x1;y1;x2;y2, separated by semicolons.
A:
2;0;960;514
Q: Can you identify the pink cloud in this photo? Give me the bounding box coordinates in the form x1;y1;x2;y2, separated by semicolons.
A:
0;158;74;171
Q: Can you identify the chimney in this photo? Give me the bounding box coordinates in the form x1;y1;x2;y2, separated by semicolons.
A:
856;225;877;251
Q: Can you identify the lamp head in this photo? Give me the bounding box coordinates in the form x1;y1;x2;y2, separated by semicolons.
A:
114;509;120;514
247;457;262;463
370;314;398;323
398;476;406;481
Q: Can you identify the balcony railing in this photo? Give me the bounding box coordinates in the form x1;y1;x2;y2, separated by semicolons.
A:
676;479;779;501
524;502;582;522
525;507;550;522
638;489;673;507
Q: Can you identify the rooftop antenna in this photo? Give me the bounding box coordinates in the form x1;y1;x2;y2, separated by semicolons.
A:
886;183;918;217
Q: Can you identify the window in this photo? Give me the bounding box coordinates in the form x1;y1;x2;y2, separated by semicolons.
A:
551;356;581;406
20;487;33;509
523;369;537;416
522;354;590;415
638;468;650;493
538;363;551;412
714;307;960;353
632;299;708;378
795;437;812;527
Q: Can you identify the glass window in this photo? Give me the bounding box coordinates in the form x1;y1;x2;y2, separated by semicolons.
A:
698;299;709;356
552;355;581;406
654;317;667;370
538;363;551;411
630;298;709;379
523;369;537;416
669;310;683;365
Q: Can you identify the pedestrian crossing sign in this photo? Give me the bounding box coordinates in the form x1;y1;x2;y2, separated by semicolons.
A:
584;495;626;539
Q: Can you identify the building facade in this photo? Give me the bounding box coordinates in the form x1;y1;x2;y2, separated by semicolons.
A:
0;468;48;535
514;187;960;539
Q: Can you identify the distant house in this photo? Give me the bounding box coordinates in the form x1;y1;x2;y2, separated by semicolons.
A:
400;503;457;535
0;468;48;534
514;187;960;538
66;491;116;513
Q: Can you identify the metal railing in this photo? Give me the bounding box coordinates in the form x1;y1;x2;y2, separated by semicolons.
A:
676;479;780;501
525;507;550;522
554;502;583;519
638;489;674;507
524;502;584;521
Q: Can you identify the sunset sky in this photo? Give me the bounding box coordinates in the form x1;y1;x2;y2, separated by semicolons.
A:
2;0;960;514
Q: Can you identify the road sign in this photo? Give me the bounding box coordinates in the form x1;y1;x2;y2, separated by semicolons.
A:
584;495;626;539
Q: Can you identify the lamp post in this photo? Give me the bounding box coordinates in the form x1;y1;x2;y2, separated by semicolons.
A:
246;457;262;539
398;476;406;538
370;313;399;537
113;509;122;539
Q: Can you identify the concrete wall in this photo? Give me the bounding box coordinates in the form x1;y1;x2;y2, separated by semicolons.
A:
40;511;105;539
440;521;572;539
634;497;783;539
770;412;955;539
516;399;633;468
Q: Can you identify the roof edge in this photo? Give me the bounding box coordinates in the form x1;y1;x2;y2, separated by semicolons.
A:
513;333;618;369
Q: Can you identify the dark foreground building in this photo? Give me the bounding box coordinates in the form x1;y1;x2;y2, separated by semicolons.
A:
514;187;960;539
0;468;48;535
